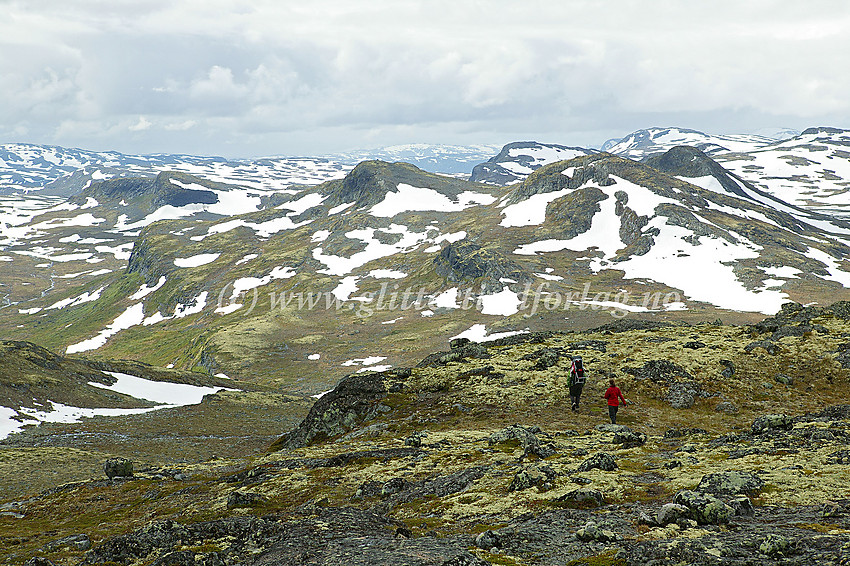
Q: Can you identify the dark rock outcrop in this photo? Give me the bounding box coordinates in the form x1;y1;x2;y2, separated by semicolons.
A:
434;238;530;289
74;171;220;208
576;452;617;473
271;372;390;450
104;458;133;479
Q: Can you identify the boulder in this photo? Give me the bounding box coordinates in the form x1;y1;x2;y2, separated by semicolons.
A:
751;414;793;435
744;340;779;355
104;458;133;479
555;488;605;508
760;534;792;556
487;425;555;459
381;477;410;497
404;431;427;448
774;373;794;386
656;503;690;526
729;496;755;517
667;381;707;409
226;491;267;509
575;521;618;542
673;490;734;525
697;471;764;496
612;430;647;448
508;465;556;492
272;372;389;449
595;424;630;434
715;401;739;414
525;348;560;370
473;529;501;550
577;452;618;472
623;360;694;383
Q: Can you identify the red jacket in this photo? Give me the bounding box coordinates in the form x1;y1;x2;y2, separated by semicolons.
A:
604;386;626;407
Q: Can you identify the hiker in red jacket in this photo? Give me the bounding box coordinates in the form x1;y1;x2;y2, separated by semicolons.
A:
604;378;627;424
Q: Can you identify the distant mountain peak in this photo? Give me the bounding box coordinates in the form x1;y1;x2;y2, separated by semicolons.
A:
469;141;596;185
601;127;777;159
320;159;483;208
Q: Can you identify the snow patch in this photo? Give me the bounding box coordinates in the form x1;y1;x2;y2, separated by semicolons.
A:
174;253;220;268
66;303;145;354
451;324;528;343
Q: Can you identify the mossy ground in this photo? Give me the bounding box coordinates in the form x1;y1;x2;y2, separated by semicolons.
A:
3;312;850;564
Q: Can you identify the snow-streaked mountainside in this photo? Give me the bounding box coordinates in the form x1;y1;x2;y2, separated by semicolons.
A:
461;127;850;219
600;127;789;159
0;143;504;197
715;127;850;217
4;143;850;392
470;141;597;185
0;143;352;197
464;129;799;186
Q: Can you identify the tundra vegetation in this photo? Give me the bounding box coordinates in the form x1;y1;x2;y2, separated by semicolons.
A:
2;302;850;564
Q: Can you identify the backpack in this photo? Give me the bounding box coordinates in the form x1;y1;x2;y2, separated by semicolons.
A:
571;357;586;384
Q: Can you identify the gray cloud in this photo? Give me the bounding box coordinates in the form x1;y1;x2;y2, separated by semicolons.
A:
1;0;849;157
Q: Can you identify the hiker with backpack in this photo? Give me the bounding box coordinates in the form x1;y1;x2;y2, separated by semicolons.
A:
604;378;627;424
568;356;586;412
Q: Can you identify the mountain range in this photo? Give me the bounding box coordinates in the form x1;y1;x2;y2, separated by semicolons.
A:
3;127;850;391
3;126;850;564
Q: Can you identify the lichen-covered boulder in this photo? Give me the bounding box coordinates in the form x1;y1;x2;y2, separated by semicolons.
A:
577;452;618;472
509;465;556;492
697;471;764;496
612;430;647;448
474;529;501;550
381;477;410;497
226;491;267;509
272;371;390;449
575;521;618;542
673;490;734;525
656;503;690;526
729;496;755;517
760;534;792;556
715;401;739;414
555;488;605;508
104;458;133;479
752;414;793;435
774;373;794;386
667;381;705;409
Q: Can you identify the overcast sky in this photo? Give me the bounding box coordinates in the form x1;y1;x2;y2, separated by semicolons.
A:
2;0;848;158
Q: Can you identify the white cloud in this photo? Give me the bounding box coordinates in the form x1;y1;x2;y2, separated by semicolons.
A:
1;1;849;156
129;116;152;131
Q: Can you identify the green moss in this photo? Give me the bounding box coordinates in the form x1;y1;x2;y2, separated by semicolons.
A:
565;550;627;566
476;552;526;566
792;522;843;533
